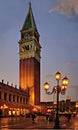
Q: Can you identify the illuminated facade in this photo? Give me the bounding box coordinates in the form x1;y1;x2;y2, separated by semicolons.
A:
0;80;29;117
19;3;41;105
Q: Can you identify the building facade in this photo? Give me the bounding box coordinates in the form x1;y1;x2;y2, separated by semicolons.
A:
0;80;29;117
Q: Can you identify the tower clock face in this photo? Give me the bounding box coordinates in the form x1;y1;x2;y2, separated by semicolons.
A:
24;33;31;40
24;33;28;39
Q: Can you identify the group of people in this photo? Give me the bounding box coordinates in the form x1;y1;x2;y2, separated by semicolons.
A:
30;112;72;124
31;113;50;124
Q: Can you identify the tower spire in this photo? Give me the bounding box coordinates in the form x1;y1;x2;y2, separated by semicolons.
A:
22;3;38;32
29;2;31;8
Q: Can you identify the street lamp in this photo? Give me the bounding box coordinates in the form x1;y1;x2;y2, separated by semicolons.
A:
44;72;69;129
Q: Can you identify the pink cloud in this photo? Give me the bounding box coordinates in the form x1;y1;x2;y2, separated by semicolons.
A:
49;0;78;16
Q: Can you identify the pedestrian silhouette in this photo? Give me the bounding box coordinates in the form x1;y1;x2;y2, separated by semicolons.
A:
31;113;36;124
68;114;71;122
45;113;49;121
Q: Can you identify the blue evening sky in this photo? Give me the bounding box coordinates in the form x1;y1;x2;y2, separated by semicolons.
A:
0;0;78;101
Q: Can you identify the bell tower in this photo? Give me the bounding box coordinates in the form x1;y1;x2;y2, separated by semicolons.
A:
18;3;41;105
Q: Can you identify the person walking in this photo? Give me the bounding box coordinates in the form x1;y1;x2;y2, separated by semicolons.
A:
45;113;49;121
68;113;71;122
31;113;36;124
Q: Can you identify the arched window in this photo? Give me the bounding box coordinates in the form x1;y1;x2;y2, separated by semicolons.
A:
9;94;11;102
13;95;15;102
4;93;7;101
0;92;1;99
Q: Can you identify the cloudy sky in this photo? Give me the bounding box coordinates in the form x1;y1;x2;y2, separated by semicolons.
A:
0;0;78;101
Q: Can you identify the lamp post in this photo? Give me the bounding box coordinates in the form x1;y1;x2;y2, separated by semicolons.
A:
44;72;69;129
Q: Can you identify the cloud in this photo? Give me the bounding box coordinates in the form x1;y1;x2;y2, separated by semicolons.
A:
49;0;78;16
67;61;78;65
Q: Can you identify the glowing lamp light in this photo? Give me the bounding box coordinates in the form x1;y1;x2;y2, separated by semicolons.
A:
65;86;67;89
8;111;11;116
55;72;61;80
44;82;50;90
61;85;65;90
61;85;67;92
62;76;69;86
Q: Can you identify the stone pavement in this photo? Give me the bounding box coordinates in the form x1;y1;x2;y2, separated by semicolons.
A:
21;115;78;129
0;115;78;129
24;119;70;129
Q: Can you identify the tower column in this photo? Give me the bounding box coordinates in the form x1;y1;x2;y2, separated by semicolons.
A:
19;3;41;105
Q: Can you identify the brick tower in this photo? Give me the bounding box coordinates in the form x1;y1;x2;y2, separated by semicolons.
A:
18;3;41;106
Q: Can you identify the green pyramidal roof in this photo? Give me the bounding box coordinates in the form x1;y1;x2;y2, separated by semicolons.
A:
22;3;38;31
